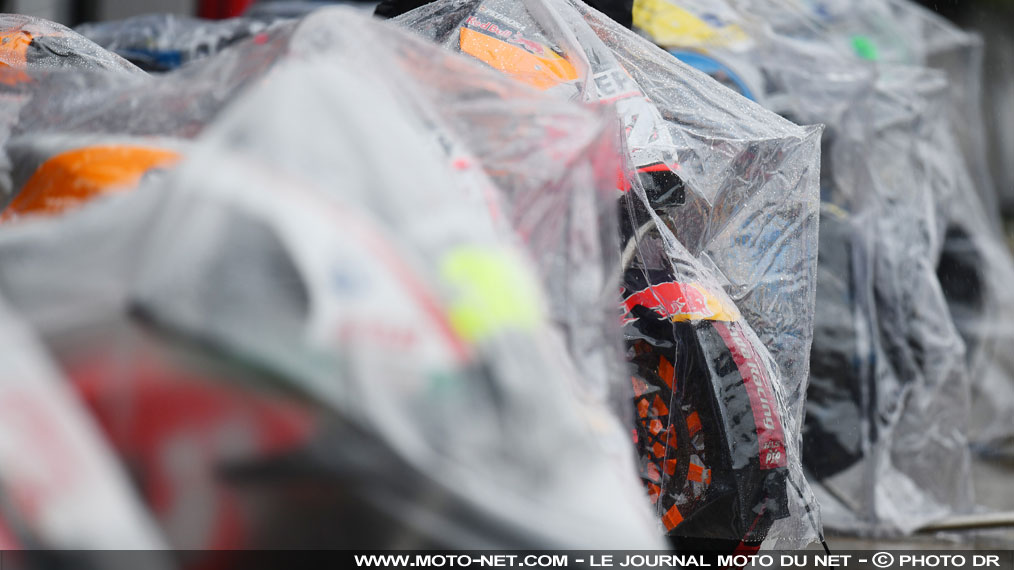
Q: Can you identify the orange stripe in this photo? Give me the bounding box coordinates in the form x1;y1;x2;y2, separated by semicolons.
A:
662;504;684;530
688;463;711;483
0;31;32;85
647;483;661;504
645;461;661;483
459;27;578;90
665;425;678;448
652;395;669;416
663;459;677;476
3;145;180;221
637;398;650;418
657;355;675;390
687;411;702;437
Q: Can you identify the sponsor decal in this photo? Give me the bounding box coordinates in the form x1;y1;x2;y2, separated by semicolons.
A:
712;322;787;469
622;282;739;324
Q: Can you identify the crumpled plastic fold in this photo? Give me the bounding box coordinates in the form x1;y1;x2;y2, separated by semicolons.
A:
76;13;272;72
632;0;980;534
0;7;664;552
396;0;823;548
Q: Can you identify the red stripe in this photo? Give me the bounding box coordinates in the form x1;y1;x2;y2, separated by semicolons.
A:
622;282;712;321
616;163;682;192
712;322;787;470
636;162;680;173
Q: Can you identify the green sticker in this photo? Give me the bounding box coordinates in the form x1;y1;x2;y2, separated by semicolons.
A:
851;35;879;61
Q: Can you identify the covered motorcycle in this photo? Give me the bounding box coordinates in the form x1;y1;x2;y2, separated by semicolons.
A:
0;7;662;557
631;0;977;533
394;0;823;549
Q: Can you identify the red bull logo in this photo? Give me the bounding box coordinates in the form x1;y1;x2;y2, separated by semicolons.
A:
622;282;713;323
511;35;549;57
465;16;514;39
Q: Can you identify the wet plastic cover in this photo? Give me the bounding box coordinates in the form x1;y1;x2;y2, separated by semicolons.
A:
0;15;145;202
0;19;302;203
76;14;272;72
0;8;663;550
631;0;979;533
0;14;142;75
2;8;623;413
0;133;184;219
0;298;164;550
738;0;1014;458
781;0;1014;457
395;0;823;547
788;0;997;222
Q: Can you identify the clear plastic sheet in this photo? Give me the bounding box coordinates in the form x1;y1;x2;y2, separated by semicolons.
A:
0;7;663;551
0;298;165;551
3;7;625;415
631;0;977;534
788;0;998;224
782;0;1014;456
0;20;295;140
246;1;381;20
730;0;1014;455
395;0;823;548
0;19;300;203
899;70;1014;456
0;14;142;75
76;14;272;72
0;15;144;204
863;67;974;531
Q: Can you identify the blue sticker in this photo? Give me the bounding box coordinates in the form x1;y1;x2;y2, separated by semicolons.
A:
669;50;756;102
120;48;184;70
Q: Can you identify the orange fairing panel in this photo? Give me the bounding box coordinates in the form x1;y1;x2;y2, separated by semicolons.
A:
0;31;32;84
0;31;32;67
459;27;578;90
3;145;180;221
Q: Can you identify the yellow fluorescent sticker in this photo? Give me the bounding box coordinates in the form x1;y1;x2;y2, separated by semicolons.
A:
632;0;750;49
441;247;541;342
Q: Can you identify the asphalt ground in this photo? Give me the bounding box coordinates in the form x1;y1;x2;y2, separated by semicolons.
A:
819;456;1014;550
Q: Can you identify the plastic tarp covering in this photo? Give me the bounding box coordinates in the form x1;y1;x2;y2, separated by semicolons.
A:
0;14;142;76
246;1;381;20
0;298;165;552
395;0;823;548
0;7;663;552
863;66;974;531
0;20;294;140
0;19;301;205
875;66;1014;457
732;0;1014;454
780;0;1014;456
790;0;998;225
0;16;144;205
1;9;624;416
631;0;978;534
76;14;272;72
